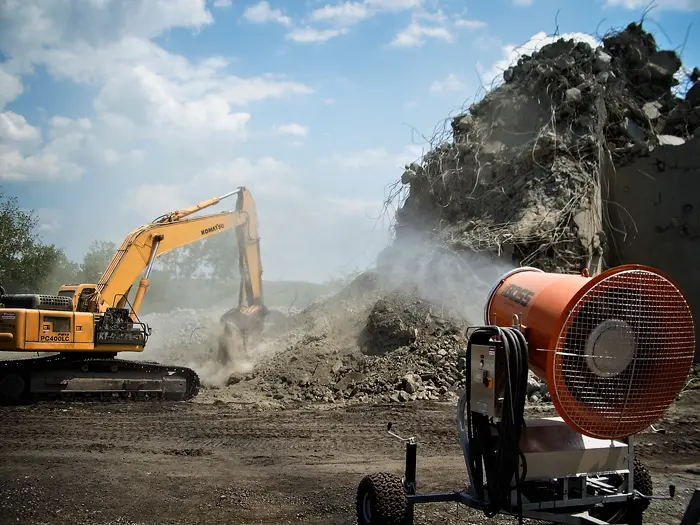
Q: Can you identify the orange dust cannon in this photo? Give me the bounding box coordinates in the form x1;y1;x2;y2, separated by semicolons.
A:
356;264;697;525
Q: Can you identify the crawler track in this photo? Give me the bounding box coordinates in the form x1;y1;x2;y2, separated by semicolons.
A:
0;354;200;404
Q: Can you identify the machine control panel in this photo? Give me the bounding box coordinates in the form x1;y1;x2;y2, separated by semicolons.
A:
469;343;504;418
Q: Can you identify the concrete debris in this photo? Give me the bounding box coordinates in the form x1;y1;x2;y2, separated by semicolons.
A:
393;22;699;273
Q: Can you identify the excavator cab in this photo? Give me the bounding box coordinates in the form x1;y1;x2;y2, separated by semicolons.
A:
56;284;97;312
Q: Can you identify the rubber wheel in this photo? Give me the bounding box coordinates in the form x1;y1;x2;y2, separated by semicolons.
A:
590;456;653;524
356;472;409;525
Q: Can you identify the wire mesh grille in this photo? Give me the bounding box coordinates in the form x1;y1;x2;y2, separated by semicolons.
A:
552;268;695;440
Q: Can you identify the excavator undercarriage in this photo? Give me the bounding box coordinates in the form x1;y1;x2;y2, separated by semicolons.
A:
0;353;200;404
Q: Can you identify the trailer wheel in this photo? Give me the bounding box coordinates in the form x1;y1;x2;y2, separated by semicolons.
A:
590;456;653;524
356;472;408;525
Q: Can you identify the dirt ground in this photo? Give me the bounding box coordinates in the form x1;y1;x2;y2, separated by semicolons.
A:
0;390;698;525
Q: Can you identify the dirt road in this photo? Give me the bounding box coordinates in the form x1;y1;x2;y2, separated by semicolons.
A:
1;392;698;525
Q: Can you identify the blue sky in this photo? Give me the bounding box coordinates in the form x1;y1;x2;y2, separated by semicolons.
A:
1;0;698;282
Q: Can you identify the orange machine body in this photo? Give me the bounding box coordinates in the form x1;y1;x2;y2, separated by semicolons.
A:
484;264;696;440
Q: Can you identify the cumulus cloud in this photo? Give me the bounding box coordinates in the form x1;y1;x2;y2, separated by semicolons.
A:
429;73;466;93
390;9;483;47
282;0;426;44
242;1;292;26
0;68;23;110
310;2;370;25
319;145;423;171
604;0;700;10
285;27;349;43
273;123;310;137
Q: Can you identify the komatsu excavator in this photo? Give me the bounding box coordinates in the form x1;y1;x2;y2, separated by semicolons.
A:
0;187;267;404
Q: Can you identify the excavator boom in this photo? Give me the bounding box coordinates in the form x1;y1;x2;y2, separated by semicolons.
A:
0;186;265;404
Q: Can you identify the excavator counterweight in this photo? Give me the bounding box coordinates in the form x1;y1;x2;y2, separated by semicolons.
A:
0;186;266;404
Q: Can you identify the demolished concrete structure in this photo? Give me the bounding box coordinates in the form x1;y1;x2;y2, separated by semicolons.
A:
390;22;700;359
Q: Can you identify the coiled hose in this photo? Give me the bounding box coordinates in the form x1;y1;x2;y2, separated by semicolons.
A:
466;325;529;525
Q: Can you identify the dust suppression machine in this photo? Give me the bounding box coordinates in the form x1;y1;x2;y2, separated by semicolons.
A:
356;264;699;525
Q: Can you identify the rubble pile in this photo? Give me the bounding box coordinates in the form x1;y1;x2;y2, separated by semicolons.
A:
225;285;550;406
394;22;699;272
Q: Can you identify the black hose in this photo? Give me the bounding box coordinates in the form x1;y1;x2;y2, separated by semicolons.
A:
466;325;529;525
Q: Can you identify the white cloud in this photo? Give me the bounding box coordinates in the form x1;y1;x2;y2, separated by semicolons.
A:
364;0;422;10
0;68;23;110
429;73;466;94
604;0;700;10
242;1;292;26
274;123;310;137
513;0;533;5
0;111;41;145
0;2;315;181
479;31;600;87
285;0;424;44
319;145;423;171
391;22;452;47
390;9;474;47
213;0;232;7
286;27;349;43
0;0;214;57
455;18;487;29
0;116;92;182
323;98;336;105
310;2;370;25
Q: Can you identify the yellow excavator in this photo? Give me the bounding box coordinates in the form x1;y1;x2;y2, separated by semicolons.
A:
0;187;267;404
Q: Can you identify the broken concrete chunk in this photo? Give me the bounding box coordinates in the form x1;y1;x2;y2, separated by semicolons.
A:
624;117;646;144
642;101;662;121
565;87;582;105
657;135;686;146
593;50;612;73
648;50;682;77
504;67;515;83
554;55;576;71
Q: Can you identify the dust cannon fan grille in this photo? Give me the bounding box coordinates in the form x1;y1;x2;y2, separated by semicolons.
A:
553;268;695;440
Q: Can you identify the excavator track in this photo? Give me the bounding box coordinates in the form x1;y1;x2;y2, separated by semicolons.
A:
0;354;200;405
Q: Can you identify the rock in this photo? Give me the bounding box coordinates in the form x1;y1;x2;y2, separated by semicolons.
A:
402;373;421;394
504;68;515;83
657;135;685;146
593;50;612;73
457;357;467;371
565;87;582;105
331;360;343;374
648;50;682;77
398;390;410;402
642;101;662;121
624;117;646;144
527;371;542;395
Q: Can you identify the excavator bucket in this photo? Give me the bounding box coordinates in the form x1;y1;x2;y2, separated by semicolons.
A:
217;305;268;366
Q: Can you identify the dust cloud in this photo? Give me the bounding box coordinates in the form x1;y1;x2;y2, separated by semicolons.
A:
375;228;516;325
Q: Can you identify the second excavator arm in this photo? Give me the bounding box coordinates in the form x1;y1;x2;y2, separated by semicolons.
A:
90;187;264;318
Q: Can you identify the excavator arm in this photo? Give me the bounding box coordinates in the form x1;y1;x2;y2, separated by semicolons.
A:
90;187;264;322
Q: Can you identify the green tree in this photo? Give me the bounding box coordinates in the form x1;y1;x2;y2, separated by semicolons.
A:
78;240;118;283
0;189;70;293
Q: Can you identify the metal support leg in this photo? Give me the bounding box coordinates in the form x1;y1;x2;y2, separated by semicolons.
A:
404;441;417;525
680;490;700;525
